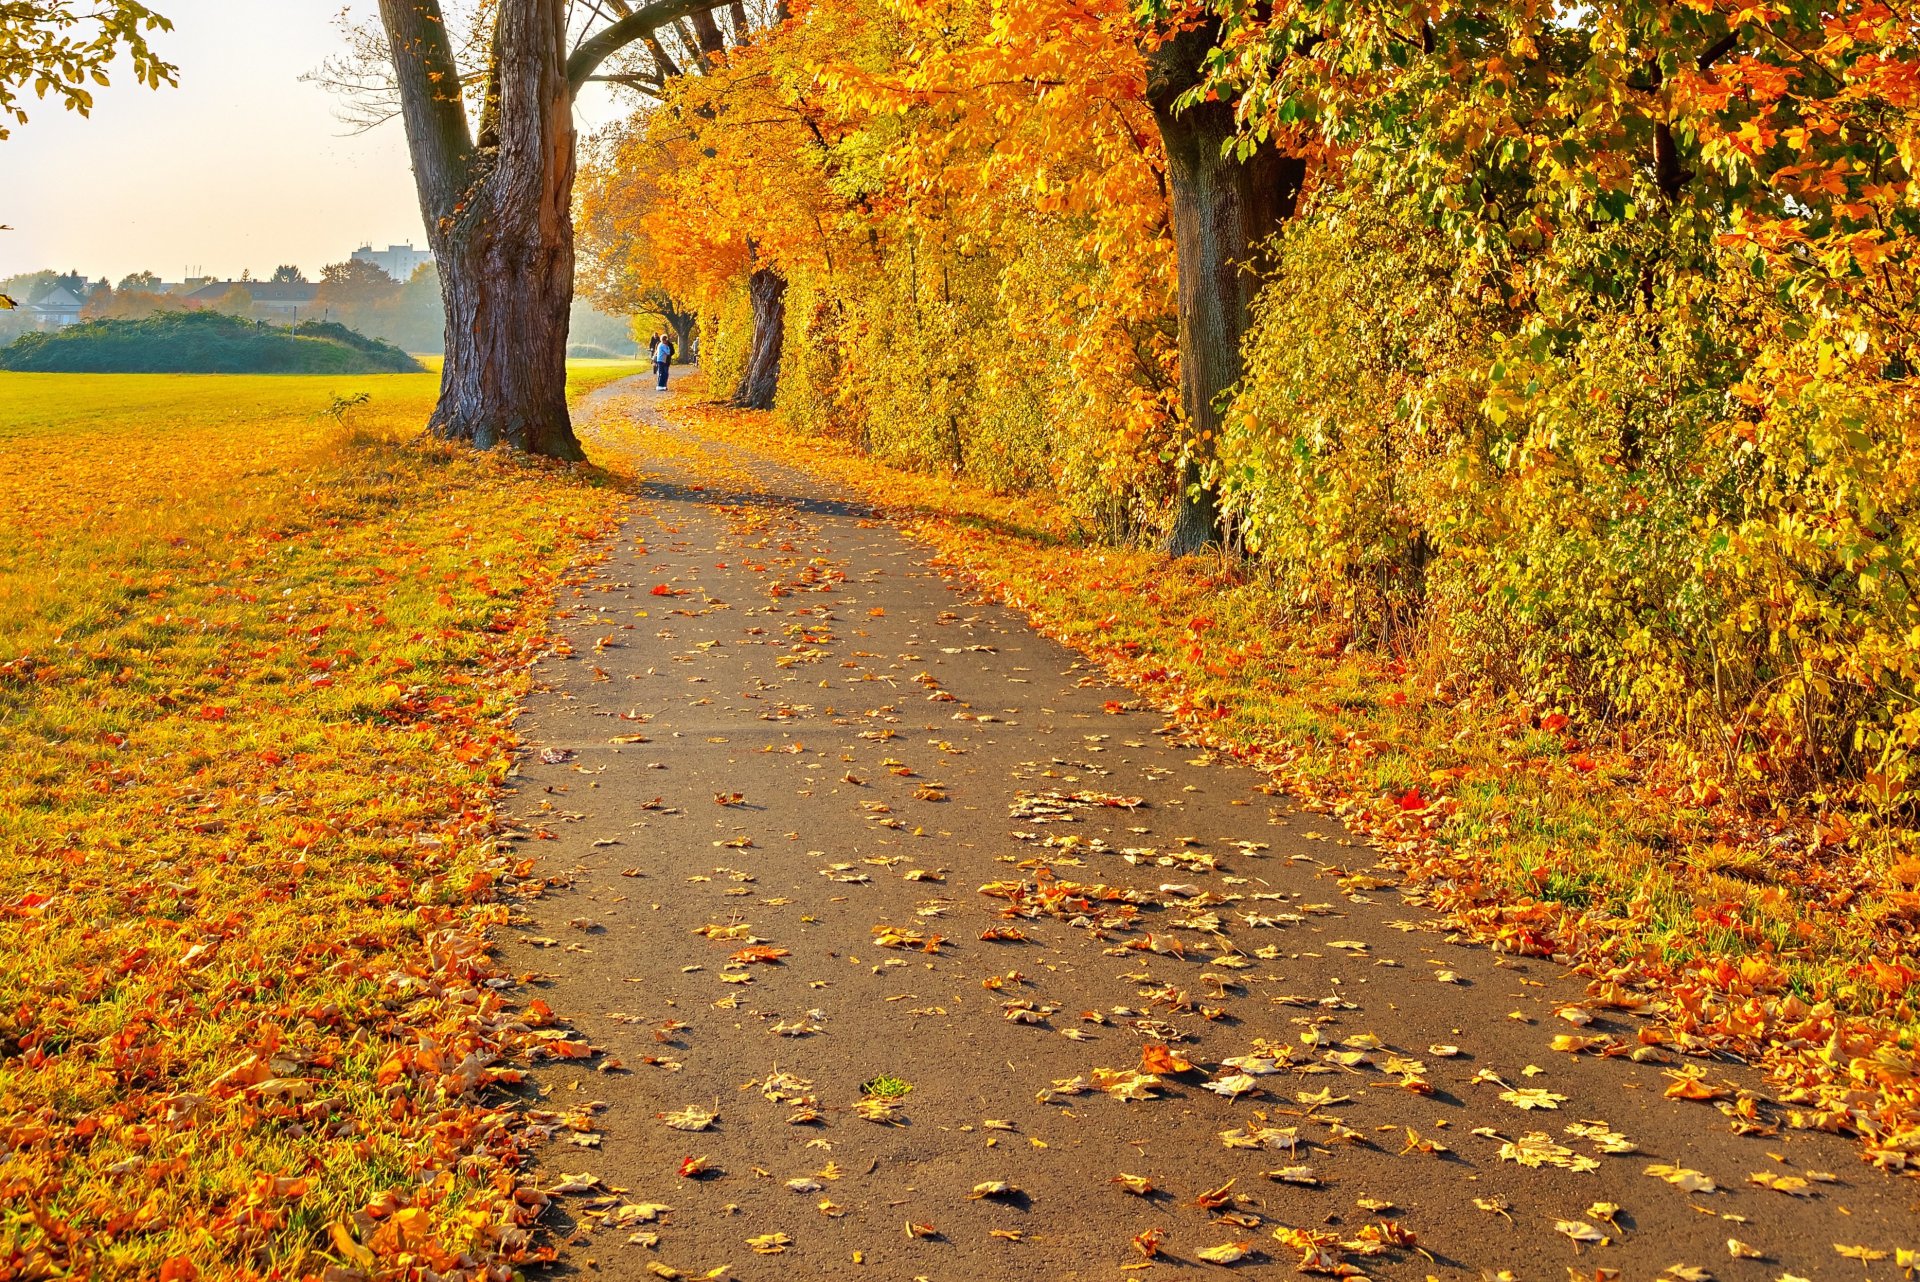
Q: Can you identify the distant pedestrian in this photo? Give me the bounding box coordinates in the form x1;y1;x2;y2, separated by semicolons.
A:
653;334;674;389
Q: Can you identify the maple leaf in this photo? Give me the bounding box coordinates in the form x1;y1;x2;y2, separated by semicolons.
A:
1141;1043;1192;1074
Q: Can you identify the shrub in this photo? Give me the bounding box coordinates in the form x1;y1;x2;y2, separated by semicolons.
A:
0;311;423;374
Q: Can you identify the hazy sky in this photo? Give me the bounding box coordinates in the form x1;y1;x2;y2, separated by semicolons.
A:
0;0;624;283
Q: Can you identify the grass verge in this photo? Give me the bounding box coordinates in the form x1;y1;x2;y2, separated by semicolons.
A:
1;365;643;1278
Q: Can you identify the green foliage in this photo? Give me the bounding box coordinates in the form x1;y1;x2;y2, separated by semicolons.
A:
860;1073;913;1099
775;223;1178;536
0;310;423;374
700;283;756;399
1223;184;1920;811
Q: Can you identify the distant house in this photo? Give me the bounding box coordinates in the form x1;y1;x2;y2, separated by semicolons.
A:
24;285;85;330
350;242;433;283
182;279;321;321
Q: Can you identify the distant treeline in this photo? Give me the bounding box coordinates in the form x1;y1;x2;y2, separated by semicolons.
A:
0;312;424;374
1;263;641;358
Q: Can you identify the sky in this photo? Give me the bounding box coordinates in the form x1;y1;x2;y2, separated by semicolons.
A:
0;0;624;284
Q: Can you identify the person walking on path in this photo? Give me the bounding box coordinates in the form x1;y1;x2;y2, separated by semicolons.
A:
652;334;674;390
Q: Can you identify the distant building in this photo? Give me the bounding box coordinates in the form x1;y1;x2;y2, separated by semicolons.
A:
182;279;321;321
350;242;433;283
24;285;86;330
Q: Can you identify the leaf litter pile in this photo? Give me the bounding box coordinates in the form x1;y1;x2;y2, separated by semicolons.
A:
494;394;1915;1280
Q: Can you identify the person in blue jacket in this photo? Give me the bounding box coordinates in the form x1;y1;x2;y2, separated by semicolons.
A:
653;334;675;389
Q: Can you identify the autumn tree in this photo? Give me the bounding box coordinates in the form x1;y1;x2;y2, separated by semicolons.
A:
576;134;701;364
363;0;766;457
1125;6;1309;553
270;264;307;283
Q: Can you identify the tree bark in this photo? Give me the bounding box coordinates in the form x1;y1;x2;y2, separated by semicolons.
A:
666;310;697;360
688;7;727;56
1145;23;1304;556
732;267;787;410
383;0;582;458
379;0;735;459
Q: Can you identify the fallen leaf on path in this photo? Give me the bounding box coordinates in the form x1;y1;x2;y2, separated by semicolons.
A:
1113;1173;1155;1195
1265;1165;1320;1185
1500;1132;1598;1172
1501;1088;1570;1110
1663;1073;1731;1102
1204;1073;1261;1098
1645;1163;1717;1193
1220;1125;1300;1152
969;1181;1022;1200
1194;1179;1238;1210
1747;1172;1812;1196
1141;1044;1192;1074
1564;1122;1636;1154
1090;1067;1164;1101
545;1172;602;1194
1556;1220;1610;1246
1195;1241;1255;1265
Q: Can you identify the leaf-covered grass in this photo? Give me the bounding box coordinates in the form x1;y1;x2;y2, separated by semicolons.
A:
657;375;1920;1170
0;367;641;1278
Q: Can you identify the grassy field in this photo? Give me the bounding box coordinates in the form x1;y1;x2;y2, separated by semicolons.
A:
0;366;641;1278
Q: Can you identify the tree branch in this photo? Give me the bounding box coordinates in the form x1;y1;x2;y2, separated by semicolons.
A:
567;0;732;92
377;0;477;221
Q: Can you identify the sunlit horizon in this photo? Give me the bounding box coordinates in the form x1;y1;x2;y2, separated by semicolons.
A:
0;0;626;284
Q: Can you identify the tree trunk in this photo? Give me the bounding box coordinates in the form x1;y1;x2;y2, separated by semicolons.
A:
732;267;786;410
382;0;584;459
1145;24;1304;555
433;206;581;457
665;310;697;360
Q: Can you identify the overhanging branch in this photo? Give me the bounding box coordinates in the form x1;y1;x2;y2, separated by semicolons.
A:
567;0;733;92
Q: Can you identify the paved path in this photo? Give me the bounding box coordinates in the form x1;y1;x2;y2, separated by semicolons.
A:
503;381;1913;1281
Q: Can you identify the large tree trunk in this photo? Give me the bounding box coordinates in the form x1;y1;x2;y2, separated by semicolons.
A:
732;266;786;410
1145;24;1304;556
382;0;582;459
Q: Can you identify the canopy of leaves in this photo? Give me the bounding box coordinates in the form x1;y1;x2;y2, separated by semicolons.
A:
0;0;176;139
